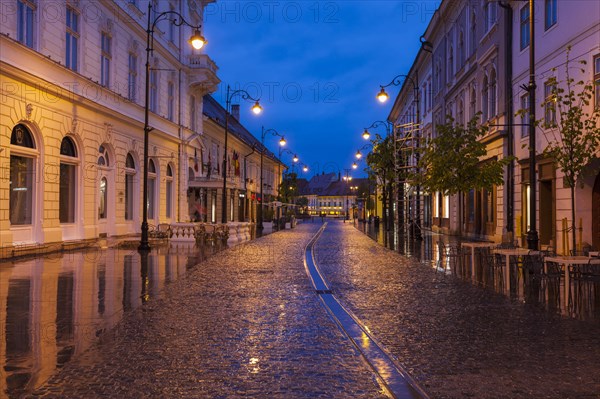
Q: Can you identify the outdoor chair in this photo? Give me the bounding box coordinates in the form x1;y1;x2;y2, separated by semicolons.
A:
156;223;172;239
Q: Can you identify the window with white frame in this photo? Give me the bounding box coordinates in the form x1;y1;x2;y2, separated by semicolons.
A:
521;93;529;137
65;6;79;71
148;159;157;219
59;136;78;223
544;0;557;30
448;44;454;81
10;124;36;225
17;0;36;48
166;164;174;218
125;153;136;220
520;5;530;50
100;32;111;87
128;53;137;102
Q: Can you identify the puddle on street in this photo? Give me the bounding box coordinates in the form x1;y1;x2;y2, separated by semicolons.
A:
0;241;224;398
356;221;600;323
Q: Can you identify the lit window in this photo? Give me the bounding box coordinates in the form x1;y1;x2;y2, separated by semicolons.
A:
10;124;36;225
544;82;557;127
125;153;136;221
99;177;107;219
148;159;157;219
60;137;78;223
484;1;497;32
166;164;173;218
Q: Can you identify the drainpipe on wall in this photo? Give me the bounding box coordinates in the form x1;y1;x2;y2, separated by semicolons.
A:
499;2;514;238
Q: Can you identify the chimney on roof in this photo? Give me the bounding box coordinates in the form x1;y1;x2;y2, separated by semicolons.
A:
231;104;240;121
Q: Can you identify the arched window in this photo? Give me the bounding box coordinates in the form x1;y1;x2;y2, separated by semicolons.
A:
98;145;110;166
166;163;174;218
60;136;78;223
482;74;489;121
489;68;497;118
10;124;36;225
148;159;157;219
125;153;136;220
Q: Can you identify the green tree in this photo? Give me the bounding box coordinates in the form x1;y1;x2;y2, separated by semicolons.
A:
366;134;395;230
413;114;511;236
538;49;600;252
279;172;298;204
295;196;309;214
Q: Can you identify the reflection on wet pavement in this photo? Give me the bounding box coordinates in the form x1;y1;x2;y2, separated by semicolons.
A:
0;241;223;397
356;221;600;323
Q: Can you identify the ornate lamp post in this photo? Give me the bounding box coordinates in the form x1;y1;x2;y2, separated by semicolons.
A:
221;85;262;224
342;169;352;221
377;73;421;239
278;147;296;197
140;3;206;251
258;127;285;230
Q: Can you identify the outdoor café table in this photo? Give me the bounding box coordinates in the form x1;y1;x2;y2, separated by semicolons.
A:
589;251;599;257
493;248;540;294
544;256;600;309
461;242;496;279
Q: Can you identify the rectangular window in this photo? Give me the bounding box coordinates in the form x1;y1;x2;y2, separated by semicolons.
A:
521;93;530;138
149;69;158;113
520;5;530;50
10;155;34;225
128;53;137;102
545;0;557;30
59;163;76;223
17;0;36;48
65;7;79;71
190;95;196;130
166;180;172;218
148;177;155;219
125;174;134;220
544;82;557;127
167;82;174;121
594;55;600;108
484;2;497;32
100;33;111;87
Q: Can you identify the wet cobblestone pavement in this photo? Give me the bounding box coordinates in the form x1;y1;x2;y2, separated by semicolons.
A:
315;221;600;399
28;223;385;399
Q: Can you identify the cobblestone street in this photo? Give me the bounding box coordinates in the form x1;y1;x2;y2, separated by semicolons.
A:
28;223;385;399
315;222;600;399
24;220;600;398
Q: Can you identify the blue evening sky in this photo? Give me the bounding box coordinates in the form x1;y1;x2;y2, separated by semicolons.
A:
204;1;440;178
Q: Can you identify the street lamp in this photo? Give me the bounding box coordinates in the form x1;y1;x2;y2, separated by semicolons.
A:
140;3;206;251
352;162;358;170
342;169;352;221
278;147;295;197
362;129;371;140
355;143;372;160
377;73;421;239
221;85;262;224
302;164;309;173
258;127;285;230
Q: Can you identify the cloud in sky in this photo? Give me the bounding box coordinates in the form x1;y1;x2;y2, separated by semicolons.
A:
204;0;440;177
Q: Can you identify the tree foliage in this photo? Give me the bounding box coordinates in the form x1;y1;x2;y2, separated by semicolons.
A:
279;172;298;203
537;48;600;251
413;114;511;196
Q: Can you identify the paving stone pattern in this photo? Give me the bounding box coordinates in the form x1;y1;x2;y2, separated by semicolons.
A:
30;223;385;399
314;221;600;399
